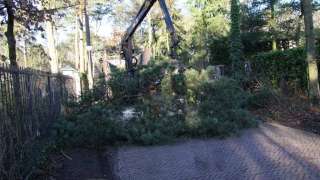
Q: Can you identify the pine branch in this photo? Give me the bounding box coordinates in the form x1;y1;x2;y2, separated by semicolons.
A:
41;3;80;14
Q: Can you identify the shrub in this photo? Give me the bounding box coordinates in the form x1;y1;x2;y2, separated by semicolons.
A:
108;69;140;104
248;85;279;108
198;78;250;113
250;48;308;92
195;78;257;136
54;96;185;147
139;61;169;89
124;98;184;145
184;69;209;105
161;73;174;103
76;74;108;108
55;66;258;148
54;103;125;148
108;61;169;105
171;73;187;96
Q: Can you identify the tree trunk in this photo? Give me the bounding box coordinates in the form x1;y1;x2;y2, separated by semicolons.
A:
78;13;85;74
272;40;277;51
203;13;210;69
45;0;59;73
295;4;303;48
144;15;153;62
166;33;170;54
295;1;304;47
46;20;59;73
148;15;153;48
84;0;94;89
5;0;23;141
77;0;89;91
302;0;320;103
271;0;277;51
23;38;27;67
75;15;80;70
5;0;17;67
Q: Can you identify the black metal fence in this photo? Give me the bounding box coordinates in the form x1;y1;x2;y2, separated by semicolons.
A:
0;64;75;179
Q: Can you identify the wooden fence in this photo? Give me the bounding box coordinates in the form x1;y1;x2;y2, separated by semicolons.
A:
0;64;75;179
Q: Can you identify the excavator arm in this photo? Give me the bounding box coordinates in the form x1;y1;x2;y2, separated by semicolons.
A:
121;0;178;75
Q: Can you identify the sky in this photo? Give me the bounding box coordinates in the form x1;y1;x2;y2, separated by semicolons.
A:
176;0;189;16
93;0;189;38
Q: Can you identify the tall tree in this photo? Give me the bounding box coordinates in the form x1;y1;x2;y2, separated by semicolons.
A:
4;0;17;67
43;0;82;73
44;0;59;73
302;0;320;103
188;0;230;67
83;0;94;89
75;14;80;69
270;0;277;50
75;0;97;89
230;0;243;77
77;0;88;90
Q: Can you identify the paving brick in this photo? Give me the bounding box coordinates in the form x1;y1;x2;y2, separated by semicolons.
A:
115;123;320;180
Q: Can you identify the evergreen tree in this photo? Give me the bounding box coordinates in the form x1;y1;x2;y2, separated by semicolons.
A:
230;0;243;78
188;0;230;67
302;0;320;103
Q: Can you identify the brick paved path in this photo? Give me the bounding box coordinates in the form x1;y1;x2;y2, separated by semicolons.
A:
114;123;320;180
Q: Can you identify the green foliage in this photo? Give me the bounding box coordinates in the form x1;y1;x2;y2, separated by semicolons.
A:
184;68;209;104
193;78;257;136
108;62;169;105
21;139;57;178
240;0;302;54
230;0;244;77
171;73;187;96
67;74;108;115
248;85;279;108
55;64;258;148
139;61;169;89
250;48;308;92
208;37;231;65
161;73;174;103
124;97;185;145
4;0;318;178
21;45;51;71
198;78;250;113
54;103;124;148
54;96;184;147
185;0;230;67
194;109;255;137
108;68;140;104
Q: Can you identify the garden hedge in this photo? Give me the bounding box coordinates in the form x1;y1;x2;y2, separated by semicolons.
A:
250;48;311;92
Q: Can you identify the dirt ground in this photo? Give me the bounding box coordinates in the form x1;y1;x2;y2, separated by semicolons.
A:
253;95;320;135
